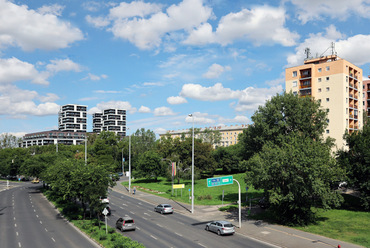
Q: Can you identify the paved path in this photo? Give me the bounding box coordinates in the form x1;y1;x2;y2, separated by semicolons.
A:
112;178;364;248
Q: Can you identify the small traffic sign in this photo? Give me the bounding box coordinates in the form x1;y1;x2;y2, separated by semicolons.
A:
207;175;233;187
102;208;109;216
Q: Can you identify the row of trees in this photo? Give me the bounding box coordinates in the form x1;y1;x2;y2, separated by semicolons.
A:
1;92;368;225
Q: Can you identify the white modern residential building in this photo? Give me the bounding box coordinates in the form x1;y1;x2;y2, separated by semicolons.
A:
92;109;126;136
21;130;86;148
58;104;87;133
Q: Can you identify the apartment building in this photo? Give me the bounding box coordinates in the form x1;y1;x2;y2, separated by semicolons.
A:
160;124;248;148
364;77;370;118
92;109;126;136
58;104;87;132
21;130;86;148
285;54;363;150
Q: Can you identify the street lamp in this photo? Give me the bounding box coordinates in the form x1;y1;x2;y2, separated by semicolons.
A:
128;131;131;194
188;114;194;214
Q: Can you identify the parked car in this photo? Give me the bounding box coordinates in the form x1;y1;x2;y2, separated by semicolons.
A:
31;178;40;184
154;204;174;214
100;196;109;204
116;216;136;231
205;220;235;236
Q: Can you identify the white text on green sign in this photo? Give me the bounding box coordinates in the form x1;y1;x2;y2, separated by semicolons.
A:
207;176;233;187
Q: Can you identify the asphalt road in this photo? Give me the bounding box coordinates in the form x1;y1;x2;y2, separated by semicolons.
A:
0;182;99;248
106;189;273;248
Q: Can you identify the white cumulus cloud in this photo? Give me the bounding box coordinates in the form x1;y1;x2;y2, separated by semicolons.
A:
139;106;151;113
0;0;83;51
154;106;176;116
167;96;187;105
203;63;231;79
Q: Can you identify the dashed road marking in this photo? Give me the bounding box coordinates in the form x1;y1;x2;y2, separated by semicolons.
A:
150;235;157;240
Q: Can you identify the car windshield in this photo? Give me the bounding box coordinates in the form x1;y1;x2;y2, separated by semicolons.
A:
125;219;134;224
163;205;171;207
224;223;233;227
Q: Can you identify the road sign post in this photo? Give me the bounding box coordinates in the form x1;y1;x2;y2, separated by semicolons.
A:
102;208;109;234
207;176;233;187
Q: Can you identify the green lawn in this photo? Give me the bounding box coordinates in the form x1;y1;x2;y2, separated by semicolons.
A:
295;209;370;247
122;174;370;247
123;173;263;205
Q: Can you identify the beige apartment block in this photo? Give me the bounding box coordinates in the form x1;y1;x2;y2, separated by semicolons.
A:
160;124;249;148
364;78;370;118
286;55;363;150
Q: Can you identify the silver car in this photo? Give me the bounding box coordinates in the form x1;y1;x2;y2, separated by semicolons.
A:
116;216;136;231
205;220;235;235
154;204;174;214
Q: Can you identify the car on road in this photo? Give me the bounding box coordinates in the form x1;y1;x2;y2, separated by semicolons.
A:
31;178;39;184
100;196;109;204
154;204;174;214
205;220;235;236
116;216;136;231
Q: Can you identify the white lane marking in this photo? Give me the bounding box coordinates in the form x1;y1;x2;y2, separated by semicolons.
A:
130;211;135;214
40;221;42;224
45;228;48;232
51;238;56;242
32;205;34;208
136;227;141;230
36;215;39;218
142;217;147;220
175;232;183;237
34;210;36;212
150;235;157;240
144;212;150;216
122;203;127;206
126;201;131;204
120;207;124;210
156;223;163;227
138;202;142;205
198;243;207;248
15;223;17;227
18;242;21;247
16;232;18;236
14;217;16;220
176;221;185;225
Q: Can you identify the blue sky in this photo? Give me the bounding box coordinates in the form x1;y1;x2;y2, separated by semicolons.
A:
1;0;370;137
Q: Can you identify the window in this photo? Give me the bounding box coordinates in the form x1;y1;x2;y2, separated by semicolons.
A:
318;99;321;103
318;68;322;72
293;81;297;87
346;76;348;82
293;91;297;95
292;71;297;77
326;130;330;134
326;77;330;81
318;88;321;93
326;66;330;71
318;78;322;82
326;87;330;91
327;119;329;123
326;98;330;102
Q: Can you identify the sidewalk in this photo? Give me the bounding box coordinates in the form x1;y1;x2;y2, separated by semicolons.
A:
111;178;364;248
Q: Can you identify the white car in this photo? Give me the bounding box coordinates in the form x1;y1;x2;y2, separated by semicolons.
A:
100;196;109;204
205;220;235;235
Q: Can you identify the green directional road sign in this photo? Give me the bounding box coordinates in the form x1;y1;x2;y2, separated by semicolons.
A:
207;175;233;187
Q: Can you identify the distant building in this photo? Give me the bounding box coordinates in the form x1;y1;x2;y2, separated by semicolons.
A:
92;109;126;136
364;77;370;118
21;130;86;148
285;54;363;150
58;104;87;133
159;124;249;148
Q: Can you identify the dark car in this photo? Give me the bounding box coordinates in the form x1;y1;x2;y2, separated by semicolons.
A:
205;220;235;235
116;216;136;231
258;197;269;209
154;204;174;214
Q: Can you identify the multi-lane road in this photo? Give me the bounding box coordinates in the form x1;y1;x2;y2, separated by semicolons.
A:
0;181;99;248
0;181;275;248
105;189;275;248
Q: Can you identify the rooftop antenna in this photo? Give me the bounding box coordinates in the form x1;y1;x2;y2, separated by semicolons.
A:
331;42;337;56
304;47;311;60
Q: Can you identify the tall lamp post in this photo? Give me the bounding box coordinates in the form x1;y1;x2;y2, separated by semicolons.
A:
188;114;194;214
128;131;131;194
